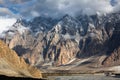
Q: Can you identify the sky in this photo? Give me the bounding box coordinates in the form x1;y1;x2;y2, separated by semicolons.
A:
0;0;120;37
0;0;120;19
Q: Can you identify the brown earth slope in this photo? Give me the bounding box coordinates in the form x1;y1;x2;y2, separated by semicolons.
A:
0;40;42;78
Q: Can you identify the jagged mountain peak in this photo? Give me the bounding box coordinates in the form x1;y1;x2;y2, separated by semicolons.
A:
51;14;82;35
1;12;120;68
62;14;74;20
60;14;80;23
28;16;58;33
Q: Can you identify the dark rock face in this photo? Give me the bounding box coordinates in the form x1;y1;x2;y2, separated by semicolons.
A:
102;21;120;66
29;16;58;33
1;12;120;67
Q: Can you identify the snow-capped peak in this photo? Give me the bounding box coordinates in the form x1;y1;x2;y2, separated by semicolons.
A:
52;14;82;35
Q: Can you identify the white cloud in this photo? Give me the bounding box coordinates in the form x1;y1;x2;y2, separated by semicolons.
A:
0;18;16;37
31;11;40;17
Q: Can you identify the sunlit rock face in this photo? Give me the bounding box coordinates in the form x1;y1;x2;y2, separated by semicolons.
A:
0;40;42;78
1;12;120;67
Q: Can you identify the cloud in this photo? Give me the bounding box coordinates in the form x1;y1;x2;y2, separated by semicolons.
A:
8;0;32;4
0;0;35;18
1;0;120;18
0;7;22;19
0;7;14;16
0;0;4;4
113;0;120;12
19;0;114;17
31;11;40;17
0;18;16;38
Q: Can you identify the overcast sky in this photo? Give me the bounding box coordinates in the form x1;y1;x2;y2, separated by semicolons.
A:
0;0;120;19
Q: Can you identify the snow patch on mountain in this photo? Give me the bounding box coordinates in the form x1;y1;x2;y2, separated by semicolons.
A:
11;20;30;35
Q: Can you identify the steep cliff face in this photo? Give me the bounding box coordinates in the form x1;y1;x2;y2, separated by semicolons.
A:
102;22;120;66
0;40;42;78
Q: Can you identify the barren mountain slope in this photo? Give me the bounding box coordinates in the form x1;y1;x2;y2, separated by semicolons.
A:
0;40;42;78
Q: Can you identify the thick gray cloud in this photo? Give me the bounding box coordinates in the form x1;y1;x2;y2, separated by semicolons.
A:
0;0;4;4
1;0;120;18
27;0;114;17
113;0;120;12
8;0;32;4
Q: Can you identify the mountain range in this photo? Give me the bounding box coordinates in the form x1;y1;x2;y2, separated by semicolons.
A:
1;12;120;72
